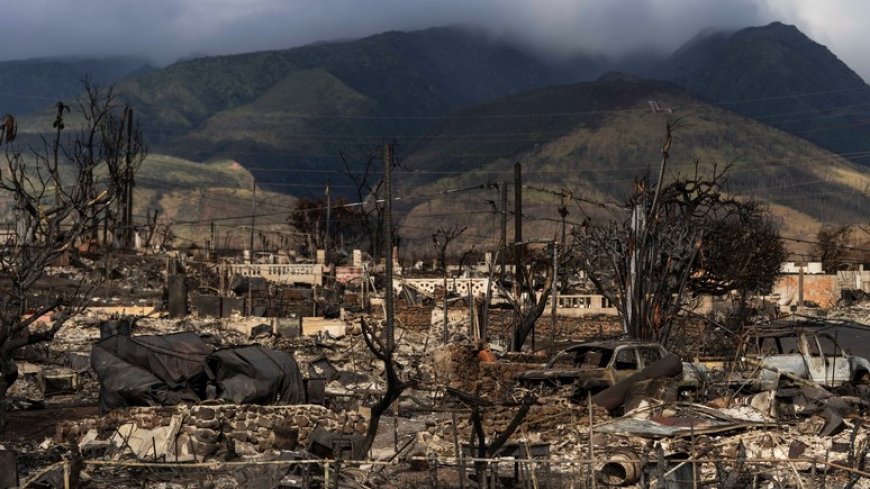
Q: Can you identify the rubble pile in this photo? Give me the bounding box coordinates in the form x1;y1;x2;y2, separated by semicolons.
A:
4;246;870;488
56;404;368;462
829;303;870;324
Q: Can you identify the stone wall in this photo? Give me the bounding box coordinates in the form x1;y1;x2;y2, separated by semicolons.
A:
485;311;622;342
449;402;609;440
395;305;434;333
432;344;546;402
56;404;367;461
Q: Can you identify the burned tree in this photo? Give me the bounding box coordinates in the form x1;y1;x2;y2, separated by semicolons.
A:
340;145;400;263
447;388;537;486
692;201;785;297
569;119;784;342
433;225;466;344
72;80;147;249
432;225;466;273
503;245;554;352
289;196;365;258
0;86;143;420
815;225;853;273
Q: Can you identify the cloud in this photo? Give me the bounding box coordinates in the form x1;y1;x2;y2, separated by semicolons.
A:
0;0;866;79
762;0;870;80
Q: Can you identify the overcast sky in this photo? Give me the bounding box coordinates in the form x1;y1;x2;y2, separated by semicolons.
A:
1;0;868;80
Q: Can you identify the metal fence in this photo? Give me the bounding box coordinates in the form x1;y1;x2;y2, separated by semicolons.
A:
23;454;870;488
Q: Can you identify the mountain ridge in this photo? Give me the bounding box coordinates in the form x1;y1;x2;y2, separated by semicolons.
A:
0;55;153;114
394;75;869;248
656;22;870;165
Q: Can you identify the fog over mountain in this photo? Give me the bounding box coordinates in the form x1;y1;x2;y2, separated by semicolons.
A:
1;0;868;80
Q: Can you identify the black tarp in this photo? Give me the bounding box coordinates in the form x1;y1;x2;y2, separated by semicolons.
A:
92;333;305;411
209;345;305;405
91;332;213;412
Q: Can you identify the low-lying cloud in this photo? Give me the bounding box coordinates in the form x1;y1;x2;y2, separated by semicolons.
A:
1;0;867;79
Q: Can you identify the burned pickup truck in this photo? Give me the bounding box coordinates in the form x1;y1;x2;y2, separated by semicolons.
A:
518;341;707;405
734;329;870;391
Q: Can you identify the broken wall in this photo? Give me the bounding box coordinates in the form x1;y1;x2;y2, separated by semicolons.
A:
432;343;546;401
485;311;622;341
56;404;367;461
774;274;840;308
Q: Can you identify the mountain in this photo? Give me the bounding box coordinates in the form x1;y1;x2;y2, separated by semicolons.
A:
394;75;869;248
0;153;295;248
657;22;870;166
131;155;296;247
110;26;608;191
0;56;153;114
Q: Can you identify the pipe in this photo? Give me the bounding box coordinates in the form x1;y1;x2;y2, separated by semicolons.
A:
598;448;643;486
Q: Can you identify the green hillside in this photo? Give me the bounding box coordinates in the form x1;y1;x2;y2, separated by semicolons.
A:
131;155;296;247
112;26;607;192
395;75;870;249
657;22;870;166
0;56;152;115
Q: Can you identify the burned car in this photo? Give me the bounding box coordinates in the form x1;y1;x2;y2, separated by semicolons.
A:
739;329;870;391
518;341;706;401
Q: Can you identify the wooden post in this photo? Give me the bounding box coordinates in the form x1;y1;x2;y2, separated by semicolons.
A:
512;163;522;352
325;183;331;264
452;411;466;489
550;242;558;355
442;272;449;344
383;143;395;348
588;391;595;489
210;221;216;253
248;179;256;316
499;181;507;277
249;178;256;263
124;108;135;249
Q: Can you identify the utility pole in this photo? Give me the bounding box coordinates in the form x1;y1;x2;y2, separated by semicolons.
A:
559;193;568;254
383;143;395;349
102;208;109;246
247;178;255;317
249;178;256;263
555;192;567;354
210;221;216;254
499;181;507;277
325;182;331;264
514;164;522;260
124;108;135;249
512;162;522;351
550;241;559;355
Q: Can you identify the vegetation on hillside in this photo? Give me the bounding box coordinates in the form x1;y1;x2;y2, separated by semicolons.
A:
658;22;870;166
0;56;151;114
396;76;870;250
